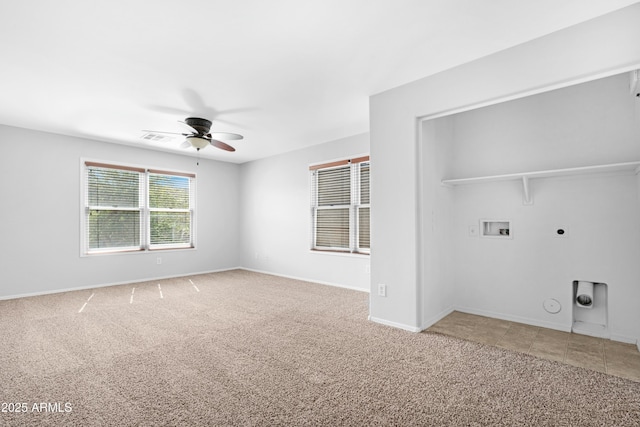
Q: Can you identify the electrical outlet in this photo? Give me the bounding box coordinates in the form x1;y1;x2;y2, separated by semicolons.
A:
156;257;162;265
378;284;387;297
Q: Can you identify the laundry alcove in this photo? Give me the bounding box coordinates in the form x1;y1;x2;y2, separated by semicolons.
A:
419;72;640;344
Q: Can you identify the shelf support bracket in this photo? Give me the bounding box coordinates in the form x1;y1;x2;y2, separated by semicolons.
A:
522;176;533;205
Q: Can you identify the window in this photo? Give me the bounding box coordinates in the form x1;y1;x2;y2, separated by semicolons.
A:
83;161;195;254
310;155;370;254
148;172;192;248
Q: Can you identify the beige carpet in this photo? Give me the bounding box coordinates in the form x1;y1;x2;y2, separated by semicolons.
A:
1;269;639;426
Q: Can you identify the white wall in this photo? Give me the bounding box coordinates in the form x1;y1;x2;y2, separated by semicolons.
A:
0;125;240;298
445;73;640;342
370;3;640;332
453;176;640;339
419;118;455;326
239;133;370;291
449;74;640;178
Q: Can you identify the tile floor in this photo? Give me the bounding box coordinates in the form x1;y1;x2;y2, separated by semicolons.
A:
427;311;640;382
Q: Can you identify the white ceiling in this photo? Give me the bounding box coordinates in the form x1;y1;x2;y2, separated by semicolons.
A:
1;1;637;163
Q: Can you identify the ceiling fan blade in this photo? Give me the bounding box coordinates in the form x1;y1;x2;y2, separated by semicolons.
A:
180;140;191;149
178;121;197;133
210;139;236;152
209;131;244;141
142;130;189;136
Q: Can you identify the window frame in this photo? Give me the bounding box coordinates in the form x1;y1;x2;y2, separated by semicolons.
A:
309;155;370;255
356;162;370;252
80;159;197;256
147;169;196;251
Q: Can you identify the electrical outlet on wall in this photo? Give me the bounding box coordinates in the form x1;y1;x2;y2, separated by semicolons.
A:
378;284;387;297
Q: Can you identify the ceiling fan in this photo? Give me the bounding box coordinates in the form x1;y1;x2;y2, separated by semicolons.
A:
143;117;243;152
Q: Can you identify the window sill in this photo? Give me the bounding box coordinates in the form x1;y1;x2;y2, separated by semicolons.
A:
309;249;370;258
82;246;196;257
149;245;195;251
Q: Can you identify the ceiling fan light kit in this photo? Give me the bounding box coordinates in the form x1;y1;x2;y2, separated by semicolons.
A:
186;136;210;150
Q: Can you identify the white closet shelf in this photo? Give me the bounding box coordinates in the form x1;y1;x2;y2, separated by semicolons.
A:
442;161;640;185
441;161;640;205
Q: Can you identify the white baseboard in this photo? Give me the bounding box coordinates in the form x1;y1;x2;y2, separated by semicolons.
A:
454;306;640;346
609;333;640;345
420;306;455;331
368;316;422;333
454;305;571;333
0;266;368;302
239;267;370;293
0;267;241;301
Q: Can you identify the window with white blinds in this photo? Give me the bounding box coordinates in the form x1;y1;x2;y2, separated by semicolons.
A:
83;162;195;254
148;171;193;249
310;156;370;254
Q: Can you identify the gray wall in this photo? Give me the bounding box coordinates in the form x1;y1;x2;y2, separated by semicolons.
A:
239;133;370;291
0;125;241;298
419;117;455;327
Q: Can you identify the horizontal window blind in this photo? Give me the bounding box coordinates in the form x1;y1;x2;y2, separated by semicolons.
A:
149;173;190;210
150;212;191;246
317;166;351;206
86;165;143;251
88;210;141;250
87;166;141;208
316;208;350;248
358;163;370;249
360;163;370;205
358;207;370;249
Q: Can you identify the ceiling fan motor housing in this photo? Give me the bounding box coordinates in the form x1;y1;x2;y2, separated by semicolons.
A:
185;117;212;134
